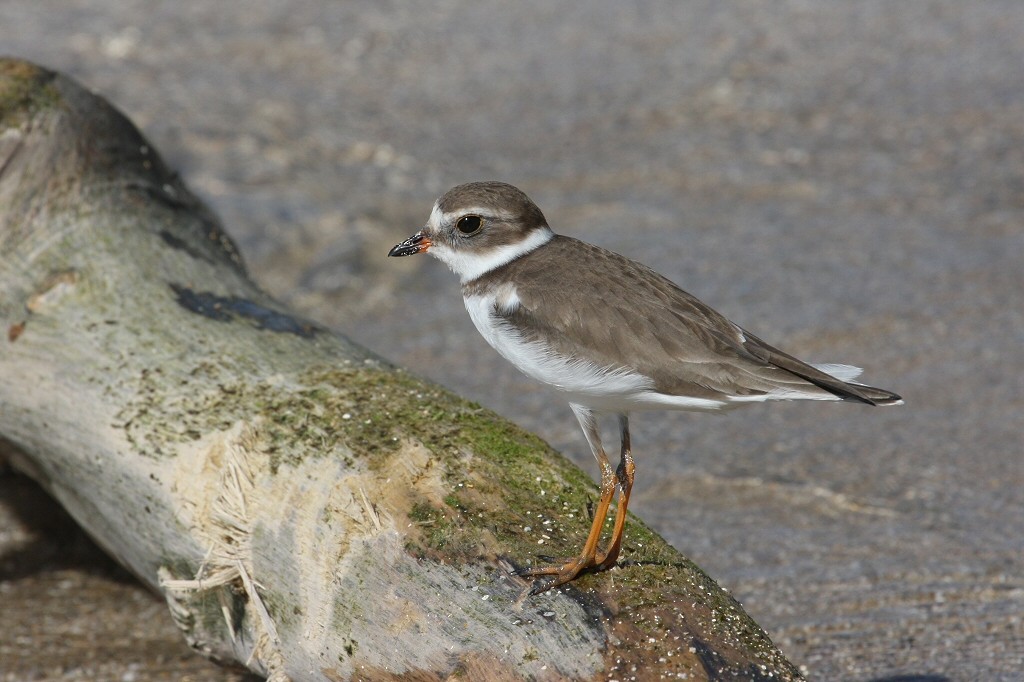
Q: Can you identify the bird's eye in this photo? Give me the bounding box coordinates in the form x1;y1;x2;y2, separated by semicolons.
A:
456;215;483;235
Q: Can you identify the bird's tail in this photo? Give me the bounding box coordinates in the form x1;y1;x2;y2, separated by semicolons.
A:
837;382;903;406
788;362;902;406
741;331;903;406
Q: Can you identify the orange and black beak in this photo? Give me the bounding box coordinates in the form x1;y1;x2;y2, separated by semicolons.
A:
388;231;432;257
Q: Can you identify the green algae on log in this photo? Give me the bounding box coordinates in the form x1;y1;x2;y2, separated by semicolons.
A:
0;58;804;681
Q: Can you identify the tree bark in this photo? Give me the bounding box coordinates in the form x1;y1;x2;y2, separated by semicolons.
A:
0;58;804;682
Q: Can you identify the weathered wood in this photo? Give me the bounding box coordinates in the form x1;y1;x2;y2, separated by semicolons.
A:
0;58;804;681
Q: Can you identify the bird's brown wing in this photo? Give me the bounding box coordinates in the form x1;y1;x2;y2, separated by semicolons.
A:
474;235;898;405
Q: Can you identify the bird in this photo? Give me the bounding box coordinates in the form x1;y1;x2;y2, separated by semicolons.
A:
388;181;902;594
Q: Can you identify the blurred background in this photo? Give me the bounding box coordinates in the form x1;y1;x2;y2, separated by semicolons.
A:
1;2;1022;680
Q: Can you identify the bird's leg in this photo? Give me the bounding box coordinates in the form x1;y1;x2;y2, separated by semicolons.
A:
596;413;634;570
517;404;617;593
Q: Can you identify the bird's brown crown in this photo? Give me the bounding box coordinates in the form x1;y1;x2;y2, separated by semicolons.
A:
436;181;549;234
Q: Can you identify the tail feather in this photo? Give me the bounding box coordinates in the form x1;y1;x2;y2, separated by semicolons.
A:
742;331;903;406
839;382;903;406
811;363;863;382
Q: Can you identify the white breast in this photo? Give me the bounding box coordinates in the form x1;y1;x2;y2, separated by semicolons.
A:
464;289;690;411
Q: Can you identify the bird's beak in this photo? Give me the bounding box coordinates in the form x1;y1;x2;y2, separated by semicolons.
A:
388;231;432;257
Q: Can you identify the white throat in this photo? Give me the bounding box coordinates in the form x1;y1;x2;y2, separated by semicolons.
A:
430;226;555;283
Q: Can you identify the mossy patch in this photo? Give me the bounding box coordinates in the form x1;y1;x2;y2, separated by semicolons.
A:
127;359;687;582
0;59;63;128
128;361;797;677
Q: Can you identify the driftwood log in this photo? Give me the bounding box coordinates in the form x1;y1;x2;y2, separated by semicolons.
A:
0;58;803;681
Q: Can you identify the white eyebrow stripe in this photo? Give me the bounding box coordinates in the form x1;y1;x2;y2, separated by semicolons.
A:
428;202;444;230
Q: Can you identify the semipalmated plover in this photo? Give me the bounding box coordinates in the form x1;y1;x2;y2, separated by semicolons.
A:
389;181;902;593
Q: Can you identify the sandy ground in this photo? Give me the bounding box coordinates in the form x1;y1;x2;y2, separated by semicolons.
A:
1;2;1022;680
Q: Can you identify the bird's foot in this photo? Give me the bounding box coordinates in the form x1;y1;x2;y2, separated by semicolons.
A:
515;553;618;595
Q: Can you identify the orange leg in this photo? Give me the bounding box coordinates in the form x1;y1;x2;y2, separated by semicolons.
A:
597;414;634;570
517;407;632;594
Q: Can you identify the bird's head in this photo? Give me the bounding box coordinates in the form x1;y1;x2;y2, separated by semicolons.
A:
388;181;554;283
